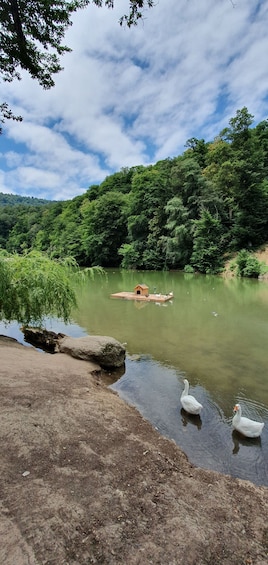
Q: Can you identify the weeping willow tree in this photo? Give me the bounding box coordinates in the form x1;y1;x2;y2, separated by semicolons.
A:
0;250;103;326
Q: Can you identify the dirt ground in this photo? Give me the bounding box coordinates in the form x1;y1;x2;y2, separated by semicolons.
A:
254;246;268;265
223;245;268;277
1;336;268;565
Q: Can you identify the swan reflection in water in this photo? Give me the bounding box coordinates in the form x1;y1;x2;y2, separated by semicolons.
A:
180;408;202;430
232;429;262;455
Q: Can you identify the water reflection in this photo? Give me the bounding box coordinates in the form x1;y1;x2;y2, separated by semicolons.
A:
111;356;268;486
180;409;202;430
232;430;262;455
73;270;268;408
100;363;126;386
1;269;268;486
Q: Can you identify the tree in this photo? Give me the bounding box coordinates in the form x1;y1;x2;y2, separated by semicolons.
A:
125;167;171;269
0;102;22;134
191;209;225;274
253;120;268;177
118;242;139;269
0;250;77;324
203;110;268;251
164;196;193;268
31;201;64;255
41;197;86;262
4;204;42;252
81;191;128;266
0;0;154;89
0;249;104;325
170;156;208;219
184;138;208;168
97;167;136;196
220;107;254;149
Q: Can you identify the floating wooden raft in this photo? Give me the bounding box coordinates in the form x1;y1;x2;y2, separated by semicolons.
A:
110;291;173;303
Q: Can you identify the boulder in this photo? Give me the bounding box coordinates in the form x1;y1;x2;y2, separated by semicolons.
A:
59;335;126;369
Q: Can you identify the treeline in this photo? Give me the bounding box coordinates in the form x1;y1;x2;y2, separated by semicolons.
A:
1;107;268;274
0;193;49;207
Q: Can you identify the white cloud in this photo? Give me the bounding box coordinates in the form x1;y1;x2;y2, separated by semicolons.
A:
0;0;268;200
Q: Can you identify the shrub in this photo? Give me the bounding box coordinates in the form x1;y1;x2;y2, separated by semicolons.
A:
234;250;264;278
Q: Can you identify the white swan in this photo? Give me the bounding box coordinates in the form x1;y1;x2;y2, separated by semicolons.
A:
180;379;203;415
232;403;264;438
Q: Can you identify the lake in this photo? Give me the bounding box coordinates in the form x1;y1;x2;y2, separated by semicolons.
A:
1;269;268;486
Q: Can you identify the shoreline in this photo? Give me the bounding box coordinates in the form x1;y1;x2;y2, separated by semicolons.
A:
1;336;268;565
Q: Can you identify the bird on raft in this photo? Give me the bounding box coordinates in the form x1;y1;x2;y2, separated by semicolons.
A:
232;403;264;438
180;379;203;415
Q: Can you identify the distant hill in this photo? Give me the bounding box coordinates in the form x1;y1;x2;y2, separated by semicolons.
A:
0;192;52;207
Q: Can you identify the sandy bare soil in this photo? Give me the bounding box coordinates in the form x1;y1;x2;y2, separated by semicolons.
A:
223;245;268;278
254;246;268;265
1;336;268;565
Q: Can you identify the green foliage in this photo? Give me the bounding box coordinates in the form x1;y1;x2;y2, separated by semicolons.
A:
81;191;128;266
191;209;225;274
0;1;153;132
170;156;208;219
184;264;194;273
231;250;267;278
1;0;84;88
0;250;78;325
164;196;193;268
117;0;154;27
0;1;154;89
184;138;209;168
4;205;41;252
220;107;254;149
5;8;267;278
118;243;139;269
97;167;136;196
0;102;22;134
0;191;50;206
125;166;172;269
0;107;268;276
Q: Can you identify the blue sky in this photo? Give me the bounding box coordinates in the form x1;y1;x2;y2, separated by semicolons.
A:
0;0;268;201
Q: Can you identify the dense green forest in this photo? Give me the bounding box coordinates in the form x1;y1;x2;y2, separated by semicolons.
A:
1;107;268;274
0;193;50;207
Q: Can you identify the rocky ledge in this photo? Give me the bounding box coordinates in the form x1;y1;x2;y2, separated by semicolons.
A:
22;327;126;369
59;334;126;369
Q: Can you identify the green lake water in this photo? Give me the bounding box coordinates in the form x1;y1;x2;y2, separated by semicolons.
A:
1;269;268;485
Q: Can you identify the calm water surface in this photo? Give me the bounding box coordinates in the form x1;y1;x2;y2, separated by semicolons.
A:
1;270;268;486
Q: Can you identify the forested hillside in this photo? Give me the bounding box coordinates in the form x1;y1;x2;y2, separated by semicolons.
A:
1;107;268;274
0;193;50;206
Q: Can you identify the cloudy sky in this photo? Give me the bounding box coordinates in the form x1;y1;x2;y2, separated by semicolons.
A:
0;0;267;201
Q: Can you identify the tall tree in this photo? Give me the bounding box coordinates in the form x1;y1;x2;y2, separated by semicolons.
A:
164;196;193;268
41;196;86;261
126;166;171;269
81;191;128;266
170;156;208;219
191;209;225;274
5;205;41;252
184;138;209;168
220;107;254;150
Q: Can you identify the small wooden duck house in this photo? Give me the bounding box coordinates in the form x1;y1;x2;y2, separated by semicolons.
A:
110;284;173;302
134;284;149;297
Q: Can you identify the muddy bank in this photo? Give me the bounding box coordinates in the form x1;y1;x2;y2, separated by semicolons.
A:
0;336;268;565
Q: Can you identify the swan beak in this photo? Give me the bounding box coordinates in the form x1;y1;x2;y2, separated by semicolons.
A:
233;405;238;413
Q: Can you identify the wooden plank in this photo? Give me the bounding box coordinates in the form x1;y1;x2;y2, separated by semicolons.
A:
110;292;173;302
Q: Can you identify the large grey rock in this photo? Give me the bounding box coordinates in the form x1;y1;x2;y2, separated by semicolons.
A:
59;335;126;369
